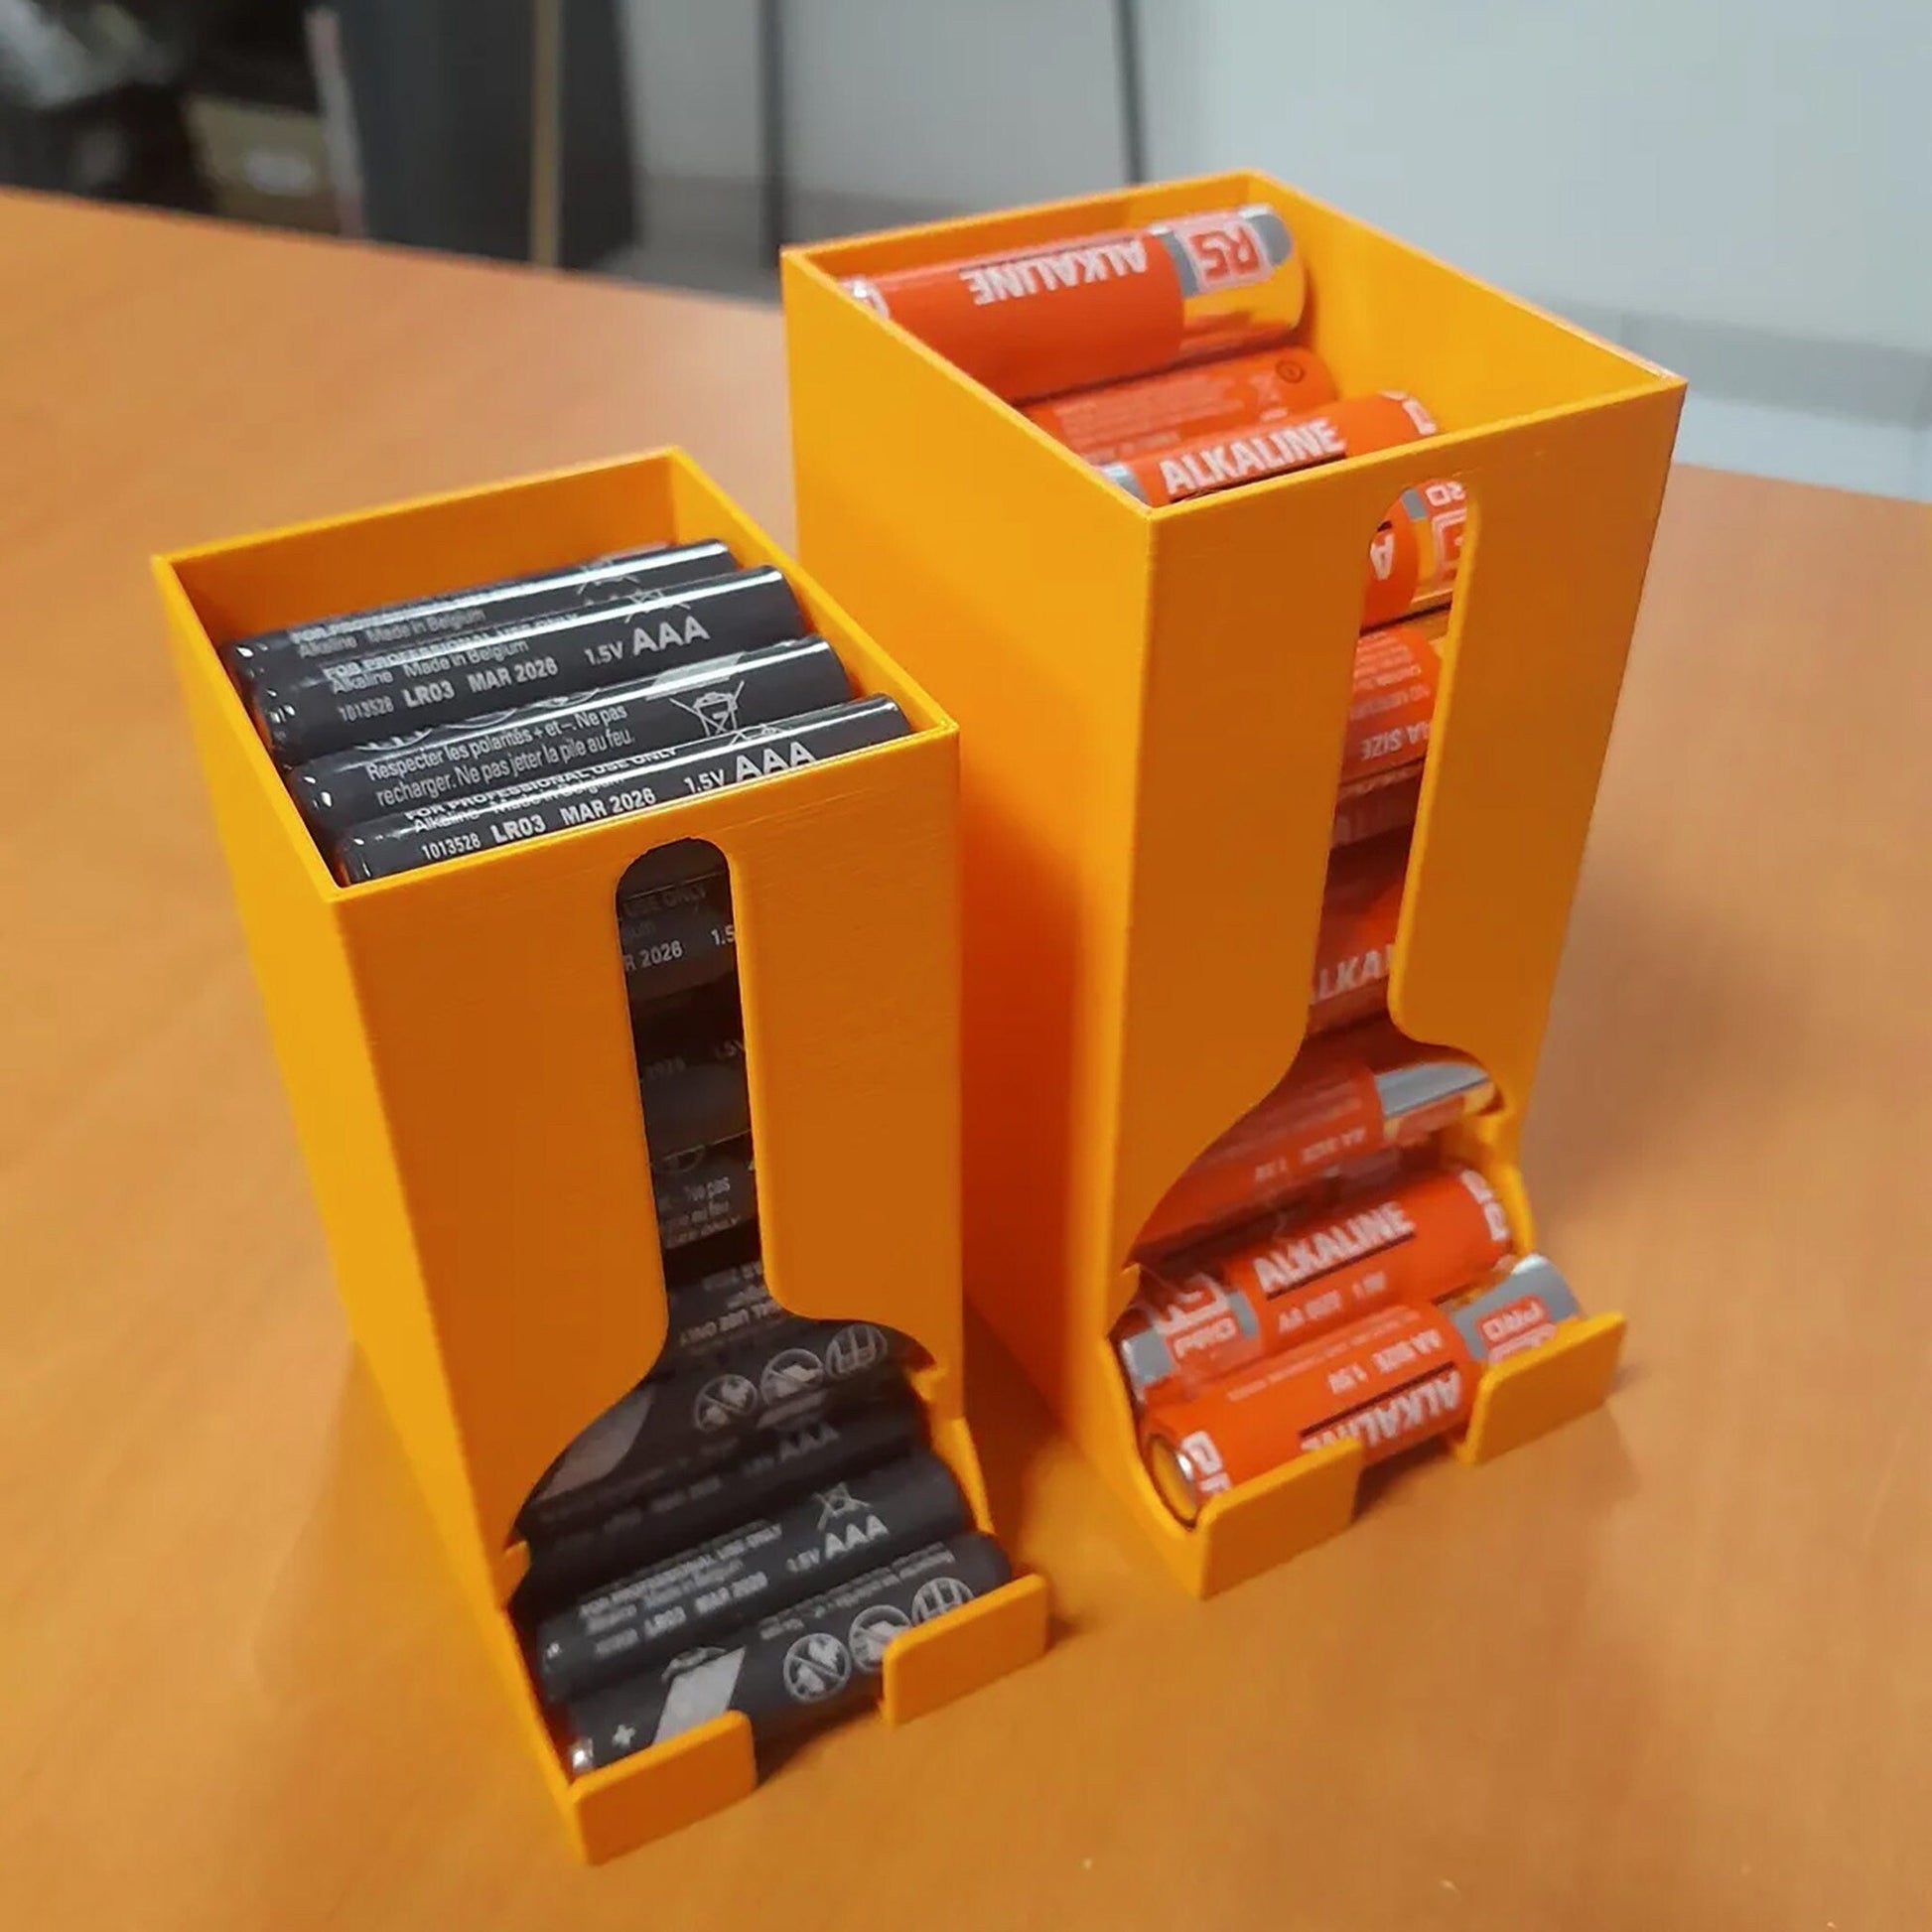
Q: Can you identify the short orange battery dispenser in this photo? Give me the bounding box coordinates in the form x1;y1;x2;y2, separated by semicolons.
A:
154;449;1049;1859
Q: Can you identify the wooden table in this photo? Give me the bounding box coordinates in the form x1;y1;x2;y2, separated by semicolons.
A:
3;192;1929;1932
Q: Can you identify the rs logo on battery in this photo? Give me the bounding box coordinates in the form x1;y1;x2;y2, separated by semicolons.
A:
1172;216;1266;289
1454;1168;1513;1246
1178;1429;1230;1495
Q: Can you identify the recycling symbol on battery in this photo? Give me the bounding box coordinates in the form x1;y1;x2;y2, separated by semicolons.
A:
848;1604;911;1671
759;1348;826;1405
781;1632;852;1703
693;1372;759;1432
825;1323;891;1379
813;1481;871;1527
672;681;747;739
568;559;628;605
909;1577;975;1622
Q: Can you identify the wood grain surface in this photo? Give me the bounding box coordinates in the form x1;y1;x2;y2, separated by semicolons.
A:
3;191;1929;1932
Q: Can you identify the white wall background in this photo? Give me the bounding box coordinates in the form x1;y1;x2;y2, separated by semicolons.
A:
783;0;1127;210
617;0;1131;216
1143;0;1932;355
619;0;1932;355
619;0;761;182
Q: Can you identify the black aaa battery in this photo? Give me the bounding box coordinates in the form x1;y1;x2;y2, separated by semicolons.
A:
513;1390;924;1617
531;1450;968;1703
335;695;909;882
289;635;849;839
618;838;729;900
619;871;737;1007
655;1257;788;1372
516;1312;905;1543
563;1533;1013;1771
221;540;736;686
640;1035;750;1162
250;565;806;763
653;1136;756;1251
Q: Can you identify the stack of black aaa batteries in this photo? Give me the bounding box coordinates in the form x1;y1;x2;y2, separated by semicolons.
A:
513;1308;1010;1774
221;543;1014;1773
521;852;1011;1776
219;539;910;880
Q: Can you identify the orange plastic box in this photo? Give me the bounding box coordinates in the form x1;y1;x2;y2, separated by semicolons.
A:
783;174;1682;1597
153;450;1048;1860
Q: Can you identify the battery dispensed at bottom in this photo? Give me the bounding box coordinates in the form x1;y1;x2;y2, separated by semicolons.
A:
565;1534;1014;1770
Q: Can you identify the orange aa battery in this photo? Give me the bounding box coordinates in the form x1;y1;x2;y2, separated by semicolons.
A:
1361;479;1467;626
1119;1163;1511;1403
1340;614;1446;792
844;205;1307;404
1022;345;1338;464
1403;477;1468;602
1360;503;1422;628
1310;833;1408;1035
1135;1034;1493;1256
1140;1301;1476;1520
1099;391;1438;507
1331;767;1423;851
1440;1252;1583;1363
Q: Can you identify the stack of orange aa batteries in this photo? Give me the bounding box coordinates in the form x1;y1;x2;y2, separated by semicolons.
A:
1103;462;1578;1517
1104;500;1585;1517
842;202;1435;508
1118;1020;1590;1521
847;207;1591;1518
846;202;1466;863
